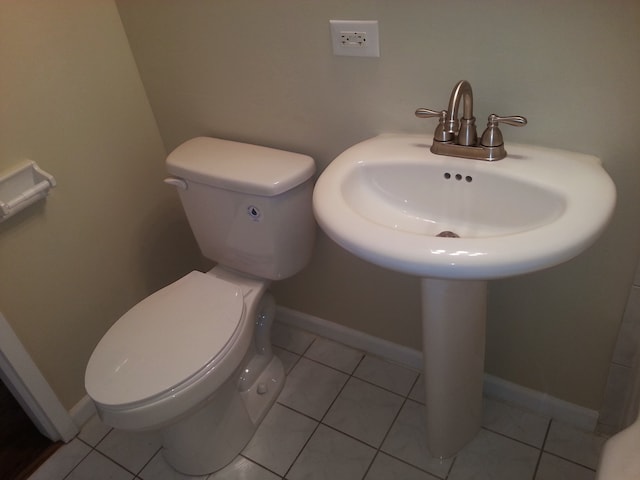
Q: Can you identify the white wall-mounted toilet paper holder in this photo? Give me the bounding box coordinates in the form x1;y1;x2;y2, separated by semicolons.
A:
0;160;56;223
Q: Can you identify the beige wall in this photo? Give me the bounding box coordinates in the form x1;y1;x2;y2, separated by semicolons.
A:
1;0;638;414
116;0;640;410
0;1;201;408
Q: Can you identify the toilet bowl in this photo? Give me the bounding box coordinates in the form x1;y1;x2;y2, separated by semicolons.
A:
85;137;316;475
86;268;282;473
596;413;640;480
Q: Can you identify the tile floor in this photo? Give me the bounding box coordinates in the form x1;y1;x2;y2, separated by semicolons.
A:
29;322;608;480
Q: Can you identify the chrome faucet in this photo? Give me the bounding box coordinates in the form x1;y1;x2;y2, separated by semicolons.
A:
415;80;527;161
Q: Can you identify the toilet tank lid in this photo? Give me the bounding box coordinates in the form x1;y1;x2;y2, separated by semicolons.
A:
166;137;316;196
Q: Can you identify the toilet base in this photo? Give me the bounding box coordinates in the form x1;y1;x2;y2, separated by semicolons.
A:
597;418;640;480
160;354;285;475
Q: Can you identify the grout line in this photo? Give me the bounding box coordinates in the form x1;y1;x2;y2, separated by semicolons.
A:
280;378;347;477
282;409;321;478
361;449;380;479
369;393;410;477
95;448;140;477
531;418;552;479
134;446;162;478
64;447;137;479
299;336;317;357
280;345;392;479
367;376;452;480
316;352;382;480
299;352;415;398
237;453;284;479
480;425;547;451
542;451;598;473
273;401;320;424
60;437;95;480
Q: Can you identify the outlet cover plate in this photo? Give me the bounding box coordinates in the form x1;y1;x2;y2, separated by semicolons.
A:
329;20;380;57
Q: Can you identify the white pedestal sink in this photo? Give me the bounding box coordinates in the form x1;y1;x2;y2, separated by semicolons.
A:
312;134;616;458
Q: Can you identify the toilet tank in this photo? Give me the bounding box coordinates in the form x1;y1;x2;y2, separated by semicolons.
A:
166;137;316;280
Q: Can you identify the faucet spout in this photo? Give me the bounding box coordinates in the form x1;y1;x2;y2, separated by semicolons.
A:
446;80;476;146
447;80;474;123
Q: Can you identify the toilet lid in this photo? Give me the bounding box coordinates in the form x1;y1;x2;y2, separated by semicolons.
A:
85;271;244;406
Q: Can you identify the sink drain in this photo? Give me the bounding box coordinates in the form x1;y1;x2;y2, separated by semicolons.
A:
436;231;460;238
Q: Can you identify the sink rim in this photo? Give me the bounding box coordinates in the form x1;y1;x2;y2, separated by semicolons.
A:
312;134;616;279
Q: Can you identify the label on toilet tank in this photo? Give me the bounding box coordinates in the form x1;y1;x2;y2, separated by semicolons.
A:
247;205;262;222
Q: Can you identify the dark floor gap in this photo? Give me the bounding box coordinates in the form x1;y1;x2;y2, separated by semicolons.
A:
0;378;61;479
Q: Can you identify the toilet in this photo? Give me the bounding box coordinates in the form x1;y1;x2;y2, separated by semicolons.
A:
84;137;316;475
597;413;640;479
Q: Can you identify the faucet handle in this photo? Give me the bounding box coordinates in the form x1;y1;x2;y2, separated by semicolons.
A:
415;109;452;142
487;114;527;127
415;108;445;119
481;113;527;147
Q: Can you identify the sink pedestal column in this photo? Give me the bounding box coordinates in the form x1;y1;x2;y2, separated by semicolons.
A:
420;278;487;458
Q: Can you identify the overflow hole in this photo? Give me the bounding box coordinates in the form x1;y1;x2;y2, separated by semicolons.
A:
443;172;473;182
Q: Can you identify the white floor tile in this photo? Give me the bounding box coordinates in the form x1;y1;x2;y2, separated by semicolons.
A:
483;397;550;448
535;452;596;480
66;450;134;480
544;421;607;470
323;377;404;447
95;428;161;474
277;357;348;420
448;429;539;480
353;355;418;396
210;456;281;480
365;452;440;480
243;403;317;475
286;424;376;480
381;400;453;478
304;337;363;374
77;414;112;447
28;438;91;480
271;322;316;355
138;451;208;480
273;346;300;374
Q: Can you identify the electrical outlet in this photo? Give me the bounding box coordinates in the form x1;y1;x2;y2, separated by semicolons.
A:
341;31;367;47
329;20;380;57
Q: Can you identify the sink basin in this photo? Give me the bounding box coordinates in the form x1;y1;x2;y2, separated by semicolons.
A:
313;134;616;280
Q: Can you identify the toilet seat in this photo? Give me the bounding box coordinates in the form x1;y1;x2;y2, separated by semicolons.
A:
85;271;246;409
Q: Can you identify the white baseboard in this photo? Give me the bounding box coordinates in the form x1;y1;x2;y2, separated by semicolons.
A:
483;374;598;431
276;306;599;432
70;394;96;430
276;306;423;370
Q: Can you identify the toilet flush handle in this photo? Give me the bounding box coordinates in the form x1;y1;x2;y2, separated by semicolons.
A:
164;177;188;190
